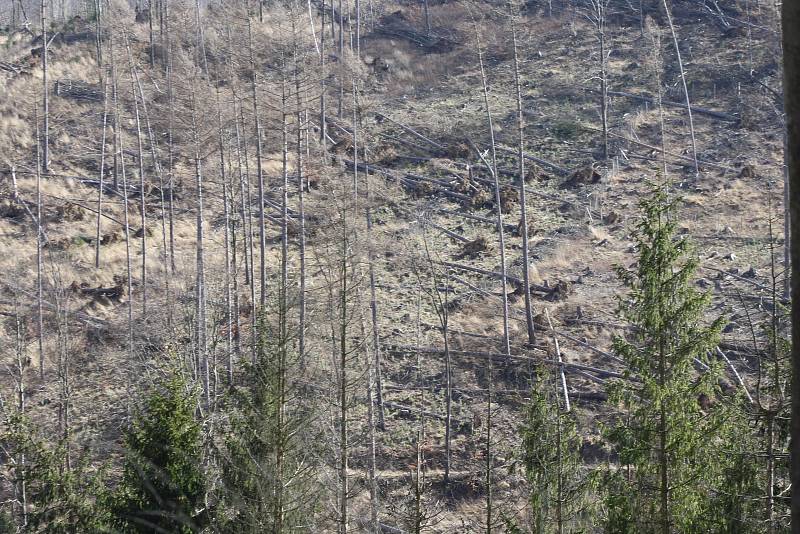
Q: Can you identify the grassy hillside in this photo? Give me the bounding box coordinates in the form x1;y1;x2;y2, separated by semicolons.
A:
0;0;789;530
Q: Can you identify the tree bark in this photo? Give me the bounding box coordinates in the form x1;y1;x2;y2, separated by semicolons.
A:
473;16;508;532
35;115;45;380
126;42;148;318
511;16;535;345
247;12;267;309
662;0;698;175
784;0;800;529
95;74;110;268
190;85;209;407
41;0;49;173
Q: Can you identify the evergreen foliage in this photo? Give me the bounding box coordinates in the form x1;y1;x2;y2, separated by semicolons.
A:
110;369;206;533
1;413;111;533
521;371;594;533
603;186;729;533
217;315;317;532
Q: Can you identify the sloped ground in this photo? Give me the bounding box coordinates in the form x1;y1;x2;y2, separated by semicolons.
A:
0;0;787;530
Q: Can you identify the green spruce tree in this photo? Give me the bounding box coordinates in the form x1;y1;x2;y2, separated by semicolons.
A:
603;187;727;533
111;368;206;533
521;369;594;533
1;413;111;533
217;313;318;532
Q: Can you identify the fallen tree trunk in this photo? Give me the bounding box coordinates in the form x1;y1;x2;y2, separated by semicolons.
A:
375;112;447;152
387;344;630;380
495;145;570;176
604;89;739;122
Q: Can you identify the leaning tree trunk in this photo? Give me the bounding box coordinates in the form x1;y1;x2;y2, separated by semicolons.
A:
132;56;170;304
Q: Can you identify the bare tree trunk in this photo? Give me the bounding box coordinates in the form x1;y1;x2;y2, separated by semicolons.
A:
12;307;28;528
229;179;242;361
355;0;361;58
223;180;235;385
294;47;308;367
442;266;452;483
131;53;170;305
232;97;252;288
421;233;452;484
113;55;134;361
556;391;564;534
320;0;328;145
473;16;510;532
55;291;71;470
511;16;535;345
275;69;289;526
35;112;45;380
148;0;154;66
126;41;148;318
194;0;208;76
662;0;698;175
364;150;386;430
41;0;49;173
215;81;233;387
423;0;431;36
247;12;267;309
95;4;106;62
190;84;209;407
361;315;380;534
766;413;776;532
236;99;258;363
166;0;176;278
95;74;110;268
784;128;790;300
339;226;350;534
114;104;133;360
337;0;344;118
597;0;609;161
784;0;800;528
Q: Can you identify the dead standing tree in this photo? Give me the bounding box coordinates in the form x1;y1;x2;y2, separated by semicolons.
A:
784;0;800;528
510;8;535;345
125;37;149;318
471;8;511;532
41;0;50;173
586;0;610;161
661;0;698;175
247;4;268;310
